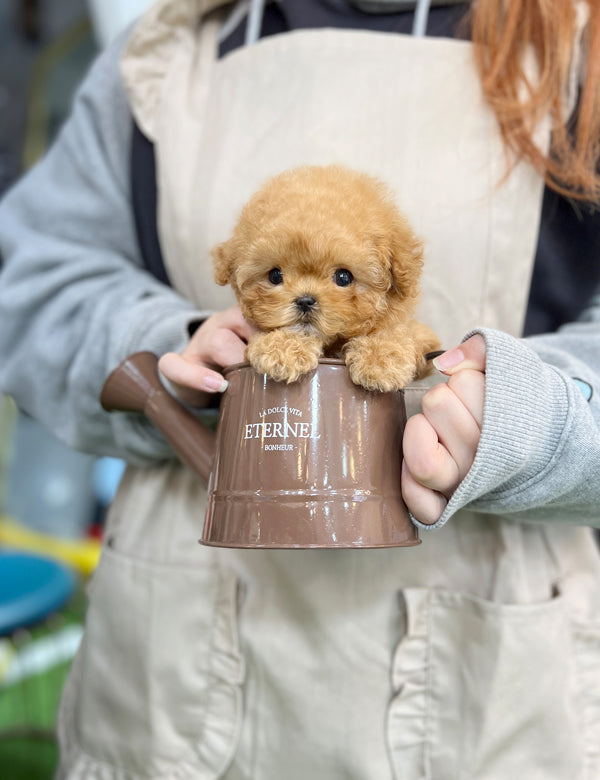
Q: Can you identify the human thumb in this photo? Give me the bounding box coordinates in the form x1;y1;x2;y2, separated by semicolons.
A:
432;333;487;375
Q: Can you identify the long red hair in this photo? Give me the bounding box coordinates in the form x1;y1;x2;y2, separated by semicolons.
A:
470;0;600;202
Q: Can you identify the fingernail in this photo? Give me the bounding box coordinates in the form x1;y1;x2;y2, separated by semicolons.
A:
203;374;229;393
433;347;465;372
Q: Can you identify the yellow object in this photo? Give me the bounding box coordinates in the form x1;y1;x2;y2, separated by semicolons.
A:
0;516;101;576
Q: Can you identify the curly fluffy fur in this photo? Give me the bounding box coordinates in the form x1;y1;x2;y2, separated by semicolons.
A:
212;165;440;391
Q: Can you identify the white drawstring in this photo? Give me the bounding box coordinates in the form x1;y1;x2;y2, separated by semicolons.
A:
412;0;432;36
245;0;267;45
218;0;250;44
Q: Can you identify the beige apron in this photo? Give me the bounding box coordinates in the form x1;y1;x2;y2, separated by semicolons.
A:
57;2;600;778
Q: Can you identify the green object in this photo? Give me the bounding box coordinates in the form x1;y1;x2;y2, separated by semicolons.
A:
0;589;87;779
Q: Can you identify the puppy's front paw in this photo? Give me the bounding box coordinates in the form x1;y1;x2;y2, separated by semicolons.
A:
411;321;442;379
247;330;323;382
344;336;417;392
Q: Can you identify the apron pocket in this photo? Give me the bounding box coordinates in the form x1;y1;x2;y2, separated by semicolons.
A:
57;543;244;779
388;587;593;780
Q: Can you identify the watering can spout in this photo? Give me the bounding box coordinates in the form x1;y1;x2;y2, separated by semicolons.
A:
100;352;216;483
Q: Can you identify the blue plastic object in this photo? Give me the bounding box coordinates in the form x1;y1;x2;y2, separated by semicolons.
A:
0;550;76;636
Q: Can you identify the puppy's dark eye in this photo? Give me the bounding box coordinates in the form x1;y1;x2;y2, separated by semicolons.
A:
333;269;354;287
268;268;283;285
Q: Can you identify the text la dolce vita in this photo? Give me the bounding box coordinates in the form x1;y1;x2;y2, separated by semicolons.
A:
244;420;320;441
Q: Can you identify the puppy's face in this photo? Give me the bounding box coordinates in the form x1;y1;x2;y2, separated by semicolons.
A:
212;166;423;343
224;232;393;343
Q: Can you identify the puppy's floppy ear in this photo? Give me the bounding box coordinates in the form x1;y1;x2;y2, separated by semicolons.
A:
212;240;236;286
386;218;424;302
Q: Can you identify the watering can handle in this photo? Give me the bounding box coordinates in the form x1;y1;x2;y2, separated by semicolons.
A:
100;352;216;484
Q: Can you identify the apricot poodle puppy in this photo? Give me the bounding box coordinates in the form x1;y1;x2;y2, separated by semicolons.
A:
212;165;440;392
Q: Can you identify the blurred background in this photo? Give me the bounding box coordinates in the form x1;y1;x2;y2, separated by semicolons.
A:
0;1;151;776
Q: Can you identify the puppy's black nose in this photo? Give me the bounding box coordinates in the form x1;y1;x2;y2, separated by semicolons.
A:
295;295;317;312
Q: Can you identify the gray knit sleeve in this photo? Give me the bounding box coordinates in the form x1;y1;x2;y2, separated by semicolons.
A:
0;31;205;464
415;292;600;529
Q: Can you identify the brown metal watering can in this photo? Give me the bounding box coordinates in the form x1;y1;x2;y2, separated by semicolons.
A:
100;353;420;549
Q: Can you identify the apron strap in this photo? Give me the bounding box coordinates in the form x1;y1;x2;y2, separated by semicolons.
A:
131;120;169;286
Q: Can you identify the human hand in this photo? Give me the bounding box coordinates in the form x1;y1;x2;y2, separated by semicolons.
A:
158;306;257;406
401;335;486;525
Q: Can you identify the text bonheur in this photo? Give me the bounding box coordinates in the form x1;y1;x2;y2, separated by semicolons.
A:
244;420;320;440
